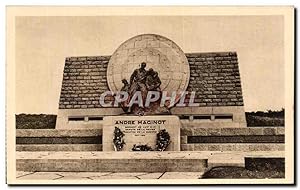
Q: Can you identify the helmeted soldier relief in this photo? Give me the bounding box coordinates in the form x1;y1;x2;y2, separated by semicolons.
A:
120;62;169;115
146;68;161;91
129;62;148;103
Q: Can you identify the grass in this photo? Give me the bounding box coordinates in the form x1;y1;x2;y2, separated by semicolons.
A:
202;166;285;179
246;110;284;127
202;158;285;179
16;114;56;129
246;115;284;126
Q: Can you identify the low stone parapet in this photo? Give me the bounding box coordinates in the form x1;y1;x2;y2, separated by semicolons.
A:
16;126;284;152
180;126;284;152
16;129;102;151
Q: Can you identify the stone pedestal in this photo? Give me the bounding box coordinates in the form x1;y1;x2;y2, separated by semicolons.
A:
103;116;181;151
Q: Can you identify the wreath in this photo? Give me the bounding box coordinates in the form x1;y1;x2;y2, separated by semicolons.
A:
155;129;171;151
131;129;171;151
132;144;153;151
113;127;125;151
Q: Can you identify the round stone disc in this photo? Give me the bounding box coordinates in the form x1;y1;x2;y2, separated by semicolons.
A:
107;34;190;105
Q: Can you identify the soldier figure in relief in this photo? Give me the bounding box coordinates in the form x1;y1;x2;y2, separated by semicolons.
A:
128;62;148;114
120;62;169;115
146;68;161;91
129;62;148;101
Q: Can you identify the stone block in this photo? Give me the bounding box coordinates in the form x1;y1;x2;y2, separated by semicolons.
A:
248;144;272;151
247;127;263;135
192;128;207;136
206;128;221;136
208;144;221;151
193;144;209;151
103;116;181;151
276;127;285;135
278;144;285;151
220;128;248;135
220;144;236;151
146;40;159;47
180;127;193;136
235;144;250;151
16;144;102;151
180;144;194;151
180;136;187;144
134;40;147;48
263;127;276;135
70;57;78;61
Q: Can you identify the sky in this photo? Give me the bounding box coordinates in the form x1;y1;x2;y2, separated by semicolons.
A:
15;16;284;114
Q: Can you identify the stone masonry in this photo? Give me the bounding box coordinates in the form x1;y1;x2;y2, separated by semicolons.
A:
59;56;110;109
59;52;243;109
186;52;243;107
56;34;246;129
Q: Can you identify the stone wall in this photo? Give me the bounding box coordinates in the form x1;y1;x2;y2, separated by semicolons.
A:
16;126;284;152
16;129;102;151
59;56;110;109
58;52;244;109
186;52;243;106
180;126;285;151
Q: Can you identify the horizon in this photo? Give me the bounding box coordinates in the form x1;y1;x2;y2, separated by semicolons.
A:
16;108;285;115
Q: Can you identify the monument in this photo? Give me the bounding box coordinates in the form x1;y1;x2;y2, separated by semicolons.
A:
54;33;248;152
11;8;290;183
15;34;285;180
56;34;247;133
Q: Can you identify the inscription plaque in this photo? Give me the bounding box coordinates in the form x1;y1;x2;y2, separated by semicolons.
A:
103;116;181;151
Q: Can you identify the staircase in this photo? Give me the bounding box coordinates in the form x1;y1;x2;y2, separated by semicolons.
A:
16;129;285;173
16;151;284;173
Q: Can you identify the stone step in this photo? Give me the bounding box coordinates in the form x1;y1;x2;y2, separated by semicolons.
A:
181;126;285;136
16;144;102;151
16;151;284;173
180;143;285;151
16;151;208;172
206;151;285;169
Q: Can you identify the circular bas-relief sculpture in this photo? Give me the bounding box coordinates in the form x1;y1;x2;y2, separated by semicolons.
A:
107;34;190;115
